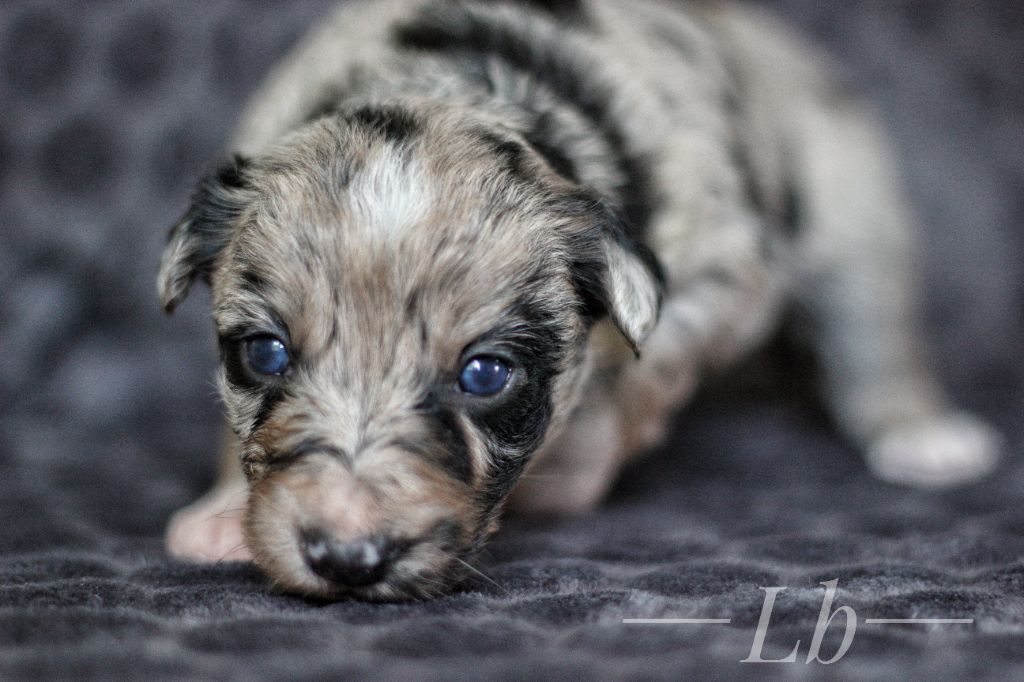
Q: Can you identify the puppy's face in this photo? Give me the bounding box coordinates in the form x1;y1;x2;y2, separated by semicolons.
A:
159;105;662;599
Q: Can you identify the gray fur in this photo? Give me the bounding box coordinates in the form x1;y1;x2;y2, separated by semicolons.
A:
159;0;1001;600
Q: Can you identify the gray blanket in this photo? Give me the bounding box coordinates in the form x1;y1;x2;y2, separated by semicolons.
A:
1;1;1022;679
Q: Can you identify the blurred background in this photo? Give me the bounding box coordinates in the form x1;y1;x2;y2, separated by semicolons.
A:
0;1;1022;676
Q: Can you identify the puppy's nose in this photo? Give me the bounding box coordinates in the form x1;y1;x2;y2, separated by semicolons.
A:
300;528;398;587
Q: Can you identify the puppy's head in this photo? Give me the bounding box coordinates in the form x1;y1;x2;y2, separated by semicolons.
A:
159;103;663;600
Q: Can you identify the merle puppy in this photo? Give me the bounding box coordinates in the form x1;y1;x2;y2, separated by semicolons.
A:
159;0;1001;600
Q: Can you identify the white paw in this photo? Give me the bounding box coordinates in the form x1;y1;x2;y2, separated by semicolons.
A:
866;412;1002;489
165;483;253;562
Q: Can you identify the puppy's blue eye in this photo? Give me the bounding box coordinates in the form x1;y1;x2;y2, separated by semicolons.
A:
245;336;290;376
458;356;510;396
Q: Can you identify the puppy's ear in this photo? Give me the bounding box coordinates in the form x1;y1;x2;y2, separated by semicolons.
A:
158;155;253;313
565;198;665;355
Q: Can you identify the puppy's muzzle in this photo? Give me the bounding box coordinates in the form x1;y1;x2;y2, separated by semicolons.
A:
300;528;405;588
245;446;476;598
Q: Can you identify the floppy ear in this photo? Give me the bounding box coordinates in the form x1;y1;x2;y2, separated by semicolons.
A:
565;198;666;355
158;155;253;313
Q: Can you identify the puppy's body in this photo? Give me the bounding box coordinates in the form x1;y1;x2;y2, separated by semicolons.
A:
162;0;1000;599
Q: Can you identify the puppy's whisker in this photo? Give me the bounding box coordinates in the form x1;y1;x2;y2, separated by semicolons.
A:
454;557;506;594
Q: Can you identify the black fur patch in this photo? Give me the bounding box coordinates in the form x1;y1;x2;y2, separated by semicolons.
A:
343;104;421;144
249;386;286;434
473;130;541;186
213;154;249;190
462;295;568;506
267;438;347;471
172;155;253;287
407;396;474;484
555;190;666;323
478;0;588;24
392;2;654;233
239;270;269;298
474;126;584;188
522;111;580;183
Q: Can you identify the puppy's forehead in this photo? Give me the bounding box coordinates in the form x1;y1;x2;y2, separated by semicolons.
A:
217;114;571;354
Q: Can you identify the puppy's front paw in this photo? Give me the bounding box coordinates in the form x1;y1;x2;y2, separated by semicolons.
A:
865;412;1002;489
165;483;252;562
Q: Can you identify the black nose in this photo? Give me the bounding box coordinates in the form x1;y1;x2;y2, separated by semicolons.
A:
300;528;400;587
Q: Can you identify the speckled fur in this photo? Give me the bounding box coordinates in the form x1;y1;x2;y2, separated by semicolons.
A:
159;0;1001;600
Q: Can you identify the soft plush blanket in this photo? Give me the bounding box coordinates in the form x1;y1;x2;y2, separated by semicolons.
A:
1;1;1021;679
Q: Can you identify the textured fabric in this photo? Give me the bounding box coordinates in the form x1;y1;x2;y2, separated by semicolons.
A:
1;1;1022;679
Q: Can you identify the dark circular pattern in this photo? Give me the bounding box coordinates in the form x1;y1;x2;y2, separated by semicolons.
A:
38;116;119;197
210;20;262;95
150;118;218;194
2;8;77;96
965;65;1001;109
106;12;174;93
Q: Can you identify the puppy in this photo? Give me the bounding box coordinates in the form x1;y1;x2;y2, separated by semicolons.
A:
160;0;1001;600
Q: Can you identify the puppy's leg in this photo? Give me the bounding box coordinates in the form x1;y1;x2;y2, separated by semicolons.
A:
793;97;1001;488
165;425;252;561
